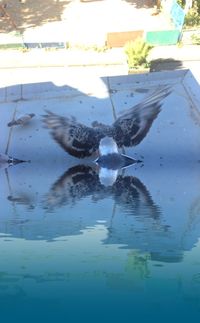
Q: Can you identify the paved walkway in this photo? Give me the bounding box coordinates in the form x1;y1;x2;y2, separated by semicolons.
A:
0;44;199;82
0;0;171;46
0;0;199;81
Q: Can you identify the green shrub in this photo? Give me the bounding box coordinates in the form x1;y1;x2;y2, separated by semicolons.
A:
185;1;200;26
124;38;152;69
177;0;185;8
177;1;200;26
191;32;200;44
177;0;200;13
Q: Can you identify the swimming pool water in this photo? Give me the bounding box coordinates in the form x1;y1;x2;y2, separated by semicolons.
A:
1;160;200;323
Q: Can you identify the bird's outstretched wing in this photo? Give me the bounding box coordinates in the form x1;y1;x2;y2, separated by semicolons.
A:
43;86;171;158
113;86;171;147
42;110;113;158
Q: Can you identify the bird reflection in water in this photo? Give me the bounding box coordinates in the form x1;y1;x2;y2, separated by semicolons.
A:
43;164;161;222
7;194;35;210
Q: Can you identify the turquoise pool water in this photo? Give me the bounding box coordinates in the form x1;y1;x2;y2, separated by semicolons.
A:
1;160;200;323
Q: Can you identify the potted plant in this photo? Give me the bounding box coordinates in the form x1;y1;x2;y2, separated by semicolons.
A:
124;38;152;74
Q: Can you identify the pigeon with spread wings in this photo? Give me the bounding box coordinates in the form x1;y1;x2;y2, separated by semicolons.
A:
42;86;171;158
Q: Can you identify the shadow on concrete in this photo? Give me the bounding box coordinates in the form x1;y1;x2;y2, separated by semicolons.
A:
149;58;183;72
122;0;155;8
0;0;71;32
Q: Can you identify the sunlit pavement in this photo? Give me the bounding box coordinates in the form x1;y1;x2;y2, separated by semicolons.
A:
0;43;199;83
0;0;171;47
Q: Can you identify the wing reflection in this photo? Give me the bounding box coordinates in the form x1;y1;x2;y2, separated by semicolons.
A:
4;163;200;263
43;165;103;210
7;194;35;210
112;175;160;220
43;165;161;222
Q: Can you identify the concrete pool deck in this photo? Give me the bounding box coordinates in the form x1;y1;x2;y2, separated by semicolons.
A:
1;68;200;168
0;38;200;168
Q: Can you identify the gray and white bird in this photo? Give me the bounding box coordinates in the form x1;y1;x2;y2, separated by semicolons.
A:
95;136;140;186
96;136;138;169
0;153;25;169
7;113;35;127
42;86;171;159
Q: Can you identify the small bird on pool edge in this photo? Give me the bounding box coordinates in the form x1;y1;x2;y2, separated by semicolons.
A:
7;113;35;127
